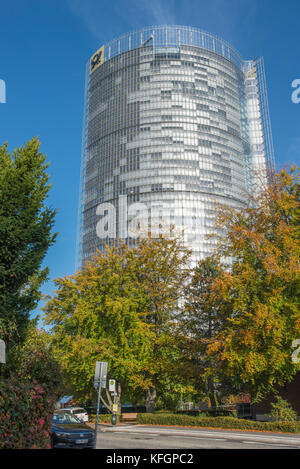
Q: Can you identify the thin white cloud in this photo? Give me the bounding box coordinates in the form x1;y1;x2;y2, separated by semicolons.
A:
68;0;178;41
124;0;177;25
67;0;118;42
67;0;260;52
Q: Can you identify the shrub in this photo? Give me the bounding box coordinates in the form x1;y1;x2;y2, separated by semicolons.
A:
176;409;237;417
269;396;298;422
89;413;120;424
136;413;300;433
0;377;56;449
16;327;64;398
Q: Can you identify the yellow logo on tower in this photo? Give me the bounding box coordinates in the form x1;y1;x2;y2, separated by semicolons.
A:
90;46;104;74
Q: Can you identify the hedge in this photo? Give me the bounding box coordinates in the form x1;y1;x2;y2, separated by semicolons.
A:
136;413;300;434
0;377;56;449
89;413;120;424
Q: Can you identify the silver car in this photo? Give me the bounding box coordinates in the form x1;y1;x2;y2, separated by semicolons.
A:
63;407;89;423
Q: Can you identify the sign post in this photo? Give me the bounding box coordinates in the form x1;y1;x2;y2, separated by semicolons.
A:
0;340;5;380
94;361;107;449
109;379;117;425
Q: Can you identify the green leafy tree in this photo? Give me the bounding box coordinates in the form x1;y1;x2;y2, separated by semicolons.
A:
269;396;297;422
43;240;154;409
204;166;300;401
183;256;231;408
130;234;192;412
0;138;57;348
43;234;192;411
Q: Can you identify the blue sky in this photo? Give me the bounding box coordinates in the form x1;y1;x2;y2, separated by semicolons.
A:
0;0;299;322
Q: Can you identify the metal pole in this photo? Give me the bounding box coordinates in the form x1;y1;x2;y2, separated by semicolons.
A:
112;393;117;425
94;378;102;448
93;361;107;448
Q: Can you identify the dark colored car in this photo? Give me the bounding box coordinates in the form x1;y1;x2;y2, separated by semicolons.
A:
51;410;95;449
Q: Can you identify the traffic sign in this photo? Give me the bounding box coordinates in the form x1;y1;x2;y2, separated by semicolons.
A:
112;404;118;413
109;379;116;393
94;361;108;389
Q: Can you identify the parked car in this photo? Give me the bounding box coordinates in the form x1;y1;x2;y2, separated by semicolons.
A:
51;410;94;449
62;407;89;422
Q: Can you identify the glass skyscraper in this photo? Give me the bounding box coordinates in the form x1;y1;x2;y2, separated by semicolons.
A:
77;26;275;268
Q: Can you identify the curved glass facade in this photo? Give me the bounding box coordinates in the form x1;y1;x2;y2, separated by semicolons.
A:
77;26;275;267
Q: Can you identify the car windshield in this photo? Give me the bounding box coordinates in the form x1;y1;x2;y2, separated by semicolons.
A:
53;412;82;425
73;408;85;413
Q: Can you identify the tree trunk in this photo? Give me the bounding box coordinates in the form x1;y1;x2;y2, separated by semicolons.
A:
207;377;217;409
100;389;112;412
116;382;122;414
145;388;157;413
100;383;122;414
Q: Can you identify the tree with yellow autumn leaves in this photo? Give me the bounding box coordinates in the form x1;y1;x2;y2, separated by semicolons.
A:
197;166;300;401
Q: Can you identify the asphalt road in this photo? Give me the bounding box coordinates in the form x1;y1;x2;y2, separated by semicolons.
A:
95;424;300;449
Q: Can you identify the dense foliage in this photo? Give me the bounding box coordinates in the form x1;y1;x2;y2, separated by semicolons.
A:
43;166;299;413
43;235;192;412
182;256;231;407
0;377;55;449
201;167;300;400
0;137;58;448
269;396;298;422
0;138;56;347
13;325;64;396
136;412;300;433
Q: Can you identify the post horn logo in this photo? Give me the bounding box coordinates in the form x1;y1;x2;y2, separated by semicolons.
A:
90;46;104;74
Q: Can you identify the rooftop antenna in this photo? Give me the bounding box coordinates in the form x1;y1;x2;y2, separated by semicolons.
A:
142;34;153;46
